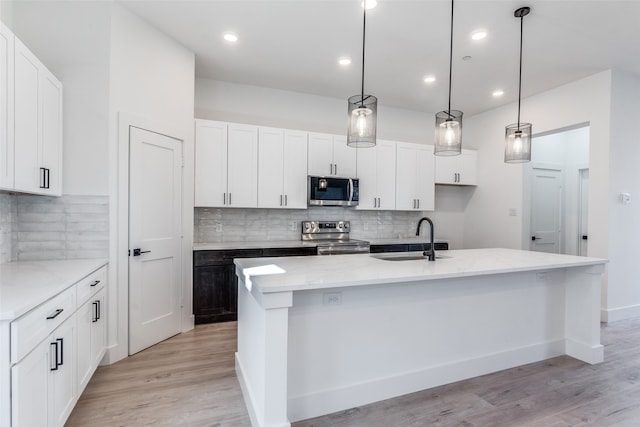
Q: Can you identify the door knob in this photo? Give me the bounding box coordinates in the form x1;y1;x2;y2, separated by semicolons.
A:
132;248;151;256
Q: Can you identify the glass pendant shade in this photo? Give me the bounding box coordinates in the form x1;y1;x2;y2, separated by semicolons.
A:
504;122;532;163
434;110;463;156
347;94;377;148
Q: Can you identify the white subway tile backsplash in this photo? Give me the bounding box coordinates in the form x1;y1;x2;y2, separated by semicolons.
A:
13;195;109;261
0;193;17;263
194;207;429;243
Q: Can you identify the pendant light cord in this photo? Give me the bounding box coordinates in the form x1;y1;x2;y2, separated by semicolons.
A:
517;12;524;130
360;7;366;106
447;0;454;115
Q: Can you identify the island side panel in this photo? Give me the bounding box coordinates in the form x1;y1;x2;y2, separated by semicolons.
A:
286;270;570;422
564;264;605;364
236;271;292;427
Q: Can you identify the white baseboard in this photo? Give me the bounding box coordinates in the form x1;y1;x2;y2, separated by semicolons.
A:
565;339;603;364
287;339;565;422
601;304;640;323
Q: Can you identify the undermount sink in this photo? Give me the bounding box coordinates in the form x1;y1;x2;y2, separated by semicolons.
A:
371;254;451;261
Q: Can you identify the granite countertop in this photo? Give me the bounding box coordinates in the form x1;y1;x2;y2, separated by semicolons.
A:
234;248;607;294
194;238;447;251
0;259;108;321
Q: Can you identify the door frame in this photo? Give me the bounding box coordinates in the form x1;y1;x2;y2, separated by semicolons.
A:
106;112;194;364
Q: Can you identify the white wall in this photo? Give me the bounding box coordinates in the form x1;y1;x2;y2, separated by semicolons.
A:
607;70;640;321
107;2;195;362
10;1;111;195
195;78;435;145
463;71;618;318
0;1;12;29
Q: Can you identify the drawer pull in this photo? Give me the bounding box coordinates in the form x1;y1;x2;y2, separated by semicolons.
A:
46;308;64;320
50;341;59;371
90;280;101;287
57;338;64;366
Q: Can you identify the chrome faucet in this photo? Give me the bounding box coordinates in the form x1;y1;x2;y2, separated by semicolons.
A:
416;217;436;261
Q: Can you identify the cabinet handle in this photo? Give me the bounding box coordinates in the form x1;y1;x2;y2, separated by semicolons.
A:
229;193;232;205
50;341;59;371
57;338;64;366
223;193;226;205
373;197;377;208
46;168;50;189
335;164;338;175
39;168;46;189
280;195;283;206
47;308;64;320
90;280;100;287
92;301;99;322
330;164;333;175
378;198;381;208
285;194;288;206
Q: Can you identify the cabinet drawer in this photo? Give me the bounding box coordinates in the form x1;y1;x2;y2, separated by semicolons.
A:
11;285;76;364
76;265;107;306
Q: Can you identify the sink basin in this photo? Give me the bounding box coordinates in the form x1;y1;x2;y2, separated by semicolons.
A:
371;254;451;261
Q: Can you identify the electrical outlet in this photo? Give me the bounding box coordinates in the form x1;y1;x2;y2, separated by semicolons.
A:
216;222;223;232
508;208;517;217
289;221;297;231
323;292;342;306
363;222;369;231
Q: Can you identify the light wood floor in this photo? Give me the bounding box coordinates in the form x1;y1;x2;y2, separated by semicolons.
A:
67;318;640;427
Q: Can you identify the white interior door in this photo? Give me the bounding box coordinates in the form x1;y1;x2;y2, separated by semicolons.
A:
530;167;563;253
578;169;589;256
129;127;183;355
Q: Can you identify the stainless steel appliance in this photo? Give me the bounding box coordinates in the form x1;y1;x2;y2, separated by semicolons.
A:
308;176;359;207
302;220;370;255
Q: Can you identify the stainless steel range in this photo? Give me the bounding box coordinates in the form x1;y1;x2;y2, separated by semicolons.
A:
302;220;370;255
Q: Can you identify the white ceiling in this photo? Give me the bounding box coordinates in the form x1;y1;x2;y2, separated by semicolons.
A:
118;0;640;116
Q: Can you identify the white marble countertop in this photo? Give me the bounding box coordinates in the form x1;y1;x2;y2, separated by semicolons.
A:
235;248;607;294
194;238;446;251
0;259;108;321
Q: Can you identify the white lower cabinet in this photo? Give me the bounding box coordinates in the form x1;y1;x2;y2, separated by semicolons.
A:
77;287;106;394
12;314;76;427
7;264;107;427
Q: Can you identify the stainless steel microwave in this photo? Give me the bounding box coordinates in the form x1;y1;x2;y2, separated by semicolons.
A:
308;176;359;207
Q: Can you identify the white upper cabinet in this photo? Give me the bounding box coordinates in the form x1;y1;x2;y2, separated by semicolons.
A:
356;140;396;210
308;132;357;177
194;120;258;208
195;120;227;207
396;143;435;211
0;22;14;190
39;69;63;196
13;37;40;194
227;124;258;208
435;149;477;185
258;128;308;209
12;34;63;196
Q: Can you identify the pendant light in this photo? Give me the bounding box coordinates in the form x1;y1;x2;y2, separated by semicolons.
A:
347;1;377;148
434;0;463;156
504;6;532;163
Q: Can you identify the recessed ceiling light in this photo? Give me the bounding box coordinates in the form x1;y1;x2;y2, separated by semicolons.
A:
423;76;436;83
338;57;352;66
361;0;377;9
492;90;504;97
471;30;487;40
223;33;238;42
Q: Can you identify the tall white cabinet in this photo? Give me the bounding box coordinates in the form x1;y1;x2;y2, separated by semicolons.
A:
356;140;396;210
1;24;63;196
258;128;308;209
308;132;357;177
396;143;435;211
194;120;258;208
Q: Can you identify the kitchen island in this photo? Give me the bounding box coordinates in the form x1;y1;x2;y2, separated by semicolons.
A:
234;248;607;427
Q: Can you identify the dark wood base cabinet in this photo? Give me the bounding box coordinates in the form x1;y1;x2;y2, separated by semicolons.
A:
193;246;317;324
